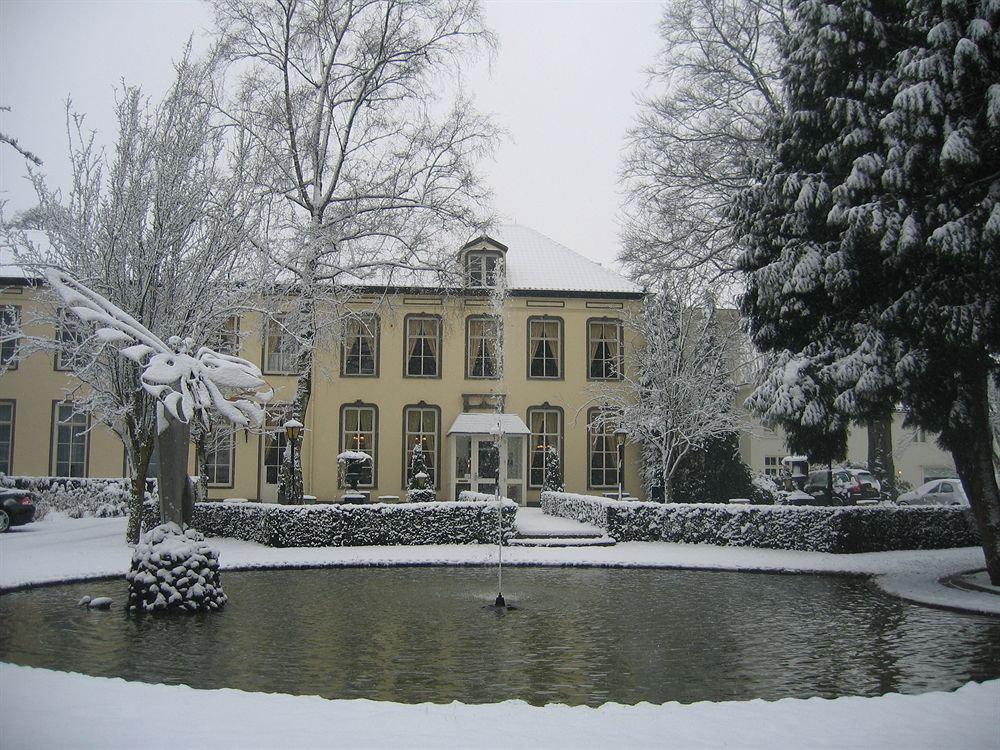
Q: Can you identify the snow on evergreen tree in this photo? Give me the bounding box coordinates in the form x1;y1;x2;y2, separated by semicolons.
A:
408;442;429;489
542;446;564;493
849;0;999;580
737;0;1000;581
406;441;436;501
735;0;911;461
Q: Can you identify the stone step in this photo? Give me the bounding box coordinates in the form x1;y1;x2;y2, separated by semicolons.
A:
508;535;617;548
513;529;606;539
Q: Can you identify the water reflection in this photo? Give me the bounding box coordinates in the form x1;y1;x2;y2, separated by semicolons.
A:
1;567;998;707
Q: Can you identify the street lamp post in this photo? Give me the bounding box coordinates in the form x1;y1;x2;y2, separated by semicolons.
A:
614;428;628;501
284;419;304;504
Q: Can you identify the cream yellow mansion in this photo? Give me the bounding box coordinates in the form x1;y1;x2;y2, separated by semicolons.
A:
0;225;648;504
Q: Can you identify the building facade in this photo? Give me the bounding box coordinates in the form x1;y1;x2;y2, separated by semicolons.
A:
0;225;648;504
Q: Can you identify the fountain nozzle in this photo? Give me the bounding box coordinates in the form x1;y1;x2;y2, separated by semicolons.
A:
494;593;506;607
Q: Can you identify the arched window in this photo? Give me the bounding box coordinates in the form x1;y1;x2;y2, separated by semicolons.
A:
587;409;619;489
403;403;440;488
340;402;378;487
528;405;562;488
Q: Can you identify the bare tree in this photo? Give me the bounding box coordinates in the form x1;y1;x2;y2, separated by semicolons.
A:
2;50;266;542
209;0;498;502
1;105;43;166
619;0;787;293
588;276;746;501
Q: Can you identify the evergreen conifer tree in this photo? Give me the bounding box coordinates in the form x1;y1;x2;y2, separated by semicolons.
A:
408;442;429;490
736;0;1000;581
542;446;564;493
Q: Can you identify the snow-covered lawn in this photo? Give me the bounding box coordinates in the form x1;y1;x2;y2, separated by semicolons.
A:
0;663;996;750
2;515;998;749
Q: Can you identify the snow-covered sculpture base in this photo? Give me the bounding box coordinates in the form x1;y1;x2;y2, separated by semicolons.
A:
126;523;227;614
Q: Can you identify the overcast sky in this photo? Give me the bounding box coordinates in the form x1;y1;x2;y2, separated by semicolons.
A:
1;0;663;269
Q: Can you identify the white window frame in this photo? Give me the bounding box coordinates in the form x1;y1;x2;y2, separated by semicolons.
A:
51;402;88;477
528;407;562;489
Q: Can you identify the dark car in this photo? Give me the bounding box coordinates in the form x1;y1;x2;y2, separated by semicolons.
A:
0;489;36;532
803;468;881;506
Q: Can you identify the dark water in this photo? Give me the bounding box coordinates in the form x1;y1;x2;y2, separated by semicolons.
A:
2;567;998;706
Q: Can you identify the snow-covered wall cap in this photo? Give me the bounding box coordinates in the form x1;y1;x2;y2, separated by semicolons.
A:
337;450;373;462
447;413;530;435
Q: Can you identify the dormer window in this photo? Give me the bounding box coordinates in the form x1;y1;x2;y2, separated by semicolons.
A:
467;251;503;288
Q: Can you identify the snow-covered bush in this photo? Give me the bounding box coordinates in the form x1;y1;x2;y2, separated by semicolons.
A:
126;522;226;614
541;491;979;552
750;473;781;505
142;497;517;547
0;475;155;520
406;486;437;502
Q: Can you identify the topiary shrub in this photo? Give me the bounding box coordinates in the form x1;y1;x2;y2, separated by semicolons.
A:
126;522;226;614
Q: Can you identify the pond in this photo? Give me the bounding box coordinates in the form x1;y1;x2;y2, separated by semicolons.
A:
2;567;998;706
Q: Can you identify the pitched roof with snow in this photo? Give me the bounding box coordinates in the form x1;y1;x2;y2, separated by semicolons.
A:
489;224;642;296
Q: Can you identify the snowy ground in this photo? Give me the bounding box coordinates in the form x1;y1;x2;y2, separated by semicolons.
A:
2;515;998;749
2;663;997;750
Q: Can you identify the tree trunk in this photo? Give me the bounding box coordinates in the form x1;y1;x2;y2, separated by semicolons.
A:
193;430;209;504
127;438;153;545
945;371;1000;585
278;246;319;505
866;415;896;498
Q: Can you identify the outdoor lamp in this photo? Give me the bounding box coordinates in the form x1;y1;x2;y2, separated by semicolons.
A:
284;419;303;442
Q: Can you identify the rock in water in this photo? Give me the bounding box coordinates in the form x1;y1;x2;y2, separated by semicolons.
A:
126;522;227;615
88;597;113;609
77;595;92;607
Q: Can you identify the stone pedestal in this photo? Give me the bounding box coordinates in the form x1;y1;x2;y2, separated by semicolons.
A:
156;411;195;526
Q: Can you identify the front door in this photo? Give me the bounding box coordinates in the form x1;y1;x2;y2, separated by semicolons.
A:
452;434;525;504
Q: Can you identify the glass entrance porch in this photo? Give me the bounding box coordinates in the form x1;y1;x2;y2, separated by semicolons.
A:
448;413;529;504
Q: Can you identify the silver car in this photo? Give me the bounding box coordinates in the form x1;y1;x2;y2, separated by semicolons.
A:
896;478;968;506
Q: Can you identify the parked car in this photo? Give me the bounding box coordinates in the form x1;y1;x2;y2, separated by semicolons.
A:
0;489;36;532
803;468;881;505
896;479;968;507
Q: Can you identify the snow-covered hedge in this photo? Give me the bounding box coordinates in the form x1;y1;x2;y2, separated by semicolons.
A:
0;475;155;520
541;492;980;553
126;522;226;614
142;496;517;547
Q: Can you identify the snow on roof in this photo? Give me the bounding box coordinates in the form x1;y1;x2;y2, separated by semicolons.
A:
447;413;531;436
1;224;644;296
0;248;36;281
491;224;642;295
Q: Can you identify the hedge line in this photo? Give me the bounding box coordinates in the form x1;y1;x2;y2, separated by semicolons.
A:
142;497;517;548
541;491;980;553
1;475;156;520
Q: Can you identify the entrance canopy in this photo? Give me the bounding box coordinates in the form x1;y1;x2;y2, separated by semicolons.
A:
447;413;530;436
